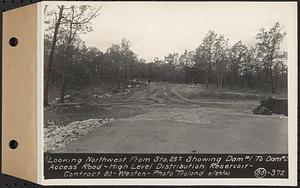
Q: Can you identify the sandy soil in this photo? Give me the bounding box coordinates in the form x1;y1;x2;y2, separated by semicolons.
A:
53;82;288;153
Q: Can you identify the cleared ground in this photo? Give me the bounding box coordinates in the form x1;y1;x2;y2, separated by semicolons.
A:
53;82;288;153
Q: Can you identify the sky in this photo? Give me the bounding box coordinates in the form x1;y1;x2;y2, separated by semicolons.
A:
46;2;295;62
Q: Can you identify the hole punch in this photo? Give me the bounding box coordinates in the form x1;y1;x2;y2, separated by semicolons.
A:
9;37;18;47
9;140;18;149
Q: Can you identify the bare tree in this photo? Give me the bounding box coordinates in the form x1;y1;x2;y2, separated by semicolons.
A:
44;5;64;107
256;22;286;93
229;41;248;89
59;5;101;103
195;31;218;88
241;47;257;89
213;34;228;89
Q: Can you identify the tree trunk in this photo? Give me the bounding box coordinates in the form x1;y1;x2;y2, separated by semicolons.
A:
89;62;95;95
274;63;278;93
206;62;210;88
59;44;72;103
59;10;74;103
44;6;64;106
59;61;68;103
219;70;224;89
269;64;275;94
217;61;224;89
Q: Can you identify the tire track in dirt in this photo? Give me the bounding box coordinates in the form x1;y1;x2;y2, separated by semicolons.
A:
143;82;188;104
56;82;288;154
93;82;237;107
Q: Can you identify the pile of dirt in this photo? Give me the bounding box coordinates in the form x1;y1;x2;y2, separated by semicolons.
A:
252;105;273;115
252;97;288;116
44;118;113;152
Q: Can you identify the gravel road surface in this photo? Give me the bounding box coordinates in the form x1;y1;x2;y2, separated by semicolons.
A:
56;82;288;153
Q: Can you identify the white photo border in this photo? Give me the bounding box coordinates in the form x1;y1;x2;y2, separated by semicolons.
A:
37;1;298;186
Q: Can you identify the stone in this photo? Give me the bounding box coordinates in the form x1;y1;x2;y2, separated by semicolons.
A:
44;118;112;152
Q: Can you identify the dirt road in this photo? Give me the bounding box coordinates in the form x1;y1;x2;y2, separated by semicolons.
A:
57;82;288;153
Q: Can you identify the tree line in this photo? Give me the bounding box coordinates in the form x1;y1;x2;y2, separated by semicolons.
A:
44;5;287;106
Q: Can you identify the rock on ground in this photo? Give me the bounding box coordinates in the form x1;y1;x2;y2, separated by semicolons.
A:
44;118;113;152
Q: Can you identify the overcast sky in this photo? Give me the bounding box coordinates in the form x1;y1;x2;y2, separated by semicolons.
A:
47;2;295;62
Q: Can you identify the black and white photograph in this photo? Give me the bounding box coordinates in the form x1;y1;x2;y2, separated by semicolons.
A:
43;2;294;155
39;1;298;185
1;0;297;186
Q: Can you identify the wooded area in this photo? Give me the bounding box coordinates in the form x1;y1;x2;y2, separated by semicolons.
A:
44;5;288;107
